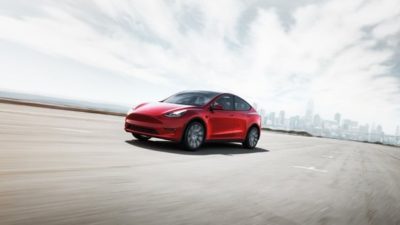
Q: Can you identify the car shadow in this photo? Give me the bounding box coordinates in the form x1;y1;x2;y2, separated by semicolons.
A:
125;139;269;155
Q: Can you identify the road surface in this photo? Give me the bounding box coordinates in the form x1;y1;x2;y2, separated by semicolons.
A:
0;102;399;225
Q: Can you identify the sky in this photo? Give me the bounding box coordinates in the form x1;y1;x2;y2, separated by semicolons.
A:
0;0;399;134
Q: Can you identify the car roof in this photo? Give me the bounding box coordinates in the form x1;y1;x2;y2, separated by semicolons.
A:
178;90;222;95
176;91;243;99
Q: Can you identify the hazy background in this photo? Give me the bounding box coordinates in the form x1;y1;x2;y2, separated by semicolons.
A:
0;0;399;134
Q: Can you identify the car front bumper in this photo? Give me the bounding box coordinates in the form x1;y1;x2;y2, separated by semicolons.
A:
124;117;185;142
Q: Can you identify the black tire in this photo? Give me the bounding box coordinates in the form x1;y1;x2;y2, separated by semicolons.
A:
182;121;205;151
132;133;151;141
243;126;259;149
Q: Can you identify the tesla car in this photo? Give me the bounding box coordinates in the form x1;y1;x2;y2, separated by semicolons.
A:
125;91;261;150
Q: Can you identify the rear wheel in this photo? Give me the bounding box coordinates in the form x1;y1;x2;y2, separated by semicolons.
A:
182;121;205;151
132;133;151;141
243;127;259;149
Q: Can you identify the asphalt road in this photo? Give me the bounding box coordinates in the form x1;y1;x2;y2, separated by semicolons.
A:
1;102;400;225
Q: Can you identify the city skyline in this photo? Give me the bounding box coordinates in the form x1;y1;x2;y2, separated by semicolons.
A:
257;101;400;145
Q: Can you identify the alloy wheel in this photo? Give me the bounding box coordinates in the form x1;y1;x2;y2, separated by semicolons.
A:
186;122;204;149
248;127;259;148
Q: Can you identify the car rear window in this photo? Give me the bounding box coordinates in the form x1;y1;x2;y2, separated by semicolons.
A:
235;96;251;111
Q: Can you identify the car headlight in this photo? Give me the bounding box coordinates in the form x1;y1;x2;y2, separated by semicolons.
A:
165;109;187;118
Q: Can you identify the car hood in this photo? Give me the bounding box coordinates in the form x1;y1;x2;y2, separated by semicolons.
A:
133;102;196;116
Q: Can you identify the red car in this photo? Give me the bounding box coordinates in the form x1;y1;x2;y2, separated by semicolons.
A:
125;91;261;150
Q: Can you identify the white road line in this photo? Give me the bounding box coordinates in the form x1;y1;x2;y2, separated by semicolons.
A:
53;128;91;133
292;165;327;173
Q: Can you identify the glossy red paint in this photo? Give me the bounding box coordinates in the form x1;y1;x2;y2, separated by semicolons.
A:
124;92;261;144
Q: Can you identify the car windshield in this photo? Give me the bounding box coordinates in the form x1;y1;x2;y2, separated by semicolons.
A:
163;92;219;106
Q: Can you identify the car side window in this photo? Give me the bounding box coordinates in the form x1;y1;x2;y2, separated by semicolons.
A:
214;95;234;110
234;96;251;111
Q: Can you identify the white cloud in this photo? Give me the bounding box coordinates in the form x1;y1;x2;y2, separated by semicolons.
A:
0;0;399;133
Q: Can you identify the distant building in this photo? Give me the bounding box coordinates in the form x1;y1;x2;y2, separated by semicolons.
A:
370;124;384;142
313;114;321;127
305;100;314;123
289;116;300;130
268;112;276;127
322;120;339;137
376;125;383;133
262;116;268;127
358;124;370;141
259;108;266;126
279;110;285;126
342;119;358;131
334;113;341;125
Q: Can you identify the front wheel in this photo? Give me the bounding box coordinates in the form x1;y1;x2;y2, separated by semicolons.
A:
243;127;259;149
132;133;151;141
182;122;205;151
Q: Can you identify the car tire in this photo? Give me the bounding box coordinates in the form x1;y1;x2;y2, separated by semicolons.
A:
182;121;205;151
132;133;151;141
243;127;259;149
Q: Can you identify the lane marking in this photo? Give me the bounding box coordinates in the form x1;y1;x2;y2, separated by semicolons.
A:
292;165;327;173
53;128;91;133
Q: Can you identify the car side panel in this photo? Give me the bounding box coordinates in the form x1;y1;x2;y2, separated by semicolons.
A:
206;110;238;139
245;110;261;135
233;111;249;139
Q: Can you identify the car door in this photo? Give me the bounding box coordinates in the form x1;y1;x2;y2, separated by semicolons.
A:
208;94;238;139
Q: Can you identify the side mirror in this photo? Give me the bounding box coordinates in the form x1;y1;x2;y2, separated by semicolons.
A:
210;103;223;111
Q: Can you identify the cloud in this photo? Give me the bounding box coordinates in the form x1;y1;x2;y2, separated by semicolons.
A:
0;0;399;133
